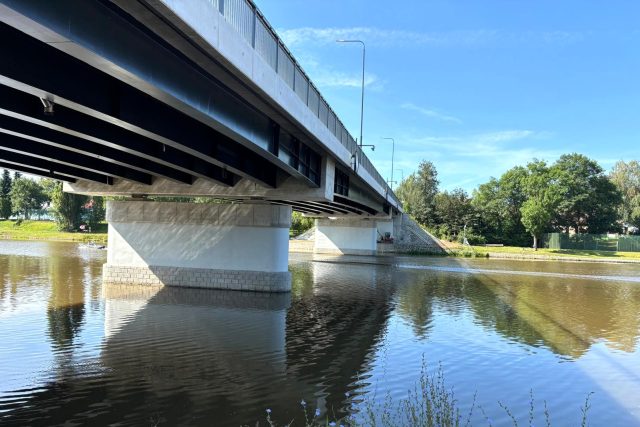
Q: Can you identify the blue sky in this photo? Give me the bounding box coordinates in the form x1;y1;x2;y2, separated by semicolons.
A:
254;0;640;192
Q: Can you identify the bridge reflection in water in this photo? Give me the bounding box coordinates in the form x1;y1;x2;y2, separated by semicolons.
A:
0;248;399;426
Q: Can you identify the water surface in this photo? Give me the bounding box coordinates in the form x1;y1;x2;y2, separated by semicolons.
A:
1;241;639;425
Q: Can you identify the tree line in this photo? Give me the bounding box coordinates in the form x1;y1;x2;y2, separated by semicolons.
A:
0;170;105;231
396;153;640;248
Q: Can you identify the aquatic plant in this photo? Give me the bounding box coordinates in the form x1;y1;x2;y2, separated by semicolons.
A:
257;362;593;427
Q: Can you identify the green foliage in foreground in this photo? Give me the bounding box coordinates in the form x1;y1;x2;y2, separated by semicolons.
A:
0;220;107;243
257;362;593;427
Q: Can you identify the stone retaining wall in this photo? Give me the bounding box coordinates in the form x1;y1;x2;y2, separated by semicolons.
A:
393;214;446;254
103;265;291;292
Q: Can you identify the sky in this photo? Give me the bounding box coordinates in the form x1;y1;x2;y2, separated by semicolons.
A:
253;0;640;193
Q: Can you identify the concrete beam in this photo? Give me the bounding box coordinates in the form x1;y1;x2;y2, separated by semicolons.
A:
65;174;327;200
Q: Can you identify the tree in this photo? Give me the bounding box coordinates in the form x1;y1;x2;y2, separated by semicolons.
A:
396;161;440;227
396;174;420;217
471;166;530;246
520;160;561;250
39;178;58;200
551;153;621;233
291;211;314;236
46;180;87;231
85;196;106;229
0;169;12;219
10;177;47;219
434;188;476;242
520;198;552;250
472;178;503;243
610;160;640;230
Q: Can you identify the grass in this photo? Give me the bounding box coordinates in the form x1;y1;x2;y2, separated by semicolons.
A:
444;242;640;261
0;219;108;244
258;361;593;427
475;245;640;260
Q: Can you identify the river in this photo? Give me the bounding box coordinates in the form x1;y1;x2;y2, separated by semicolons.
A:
1;240;639;426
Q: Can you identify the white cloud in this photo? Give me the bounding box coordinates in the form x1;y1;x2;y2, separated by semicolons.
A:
314;71;379;89
278;27;498;48
277;27;586;49
292;52;383;90
387;130;562;191
401;103;462;124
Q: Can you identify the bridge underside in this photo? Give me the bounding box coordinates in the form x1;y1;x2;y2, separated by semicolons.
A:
0;0;394;218
0;0;407;292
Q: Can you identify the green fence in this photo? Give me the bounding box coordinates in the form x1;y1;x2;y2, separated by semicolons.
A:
542;233;640;252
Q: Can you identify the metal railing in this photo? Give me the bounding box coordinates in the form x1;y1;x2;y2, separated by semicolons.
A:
208;0;400;208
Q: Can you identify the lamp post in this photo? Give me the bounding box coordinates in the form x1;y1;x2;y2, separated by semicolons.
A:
396;169;404;182
336;39;365;148
383;137;395;190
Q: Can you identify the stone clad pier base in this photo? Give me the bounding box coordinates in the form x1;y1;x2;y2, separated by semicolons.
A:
314;218;378;256
103;201;292;292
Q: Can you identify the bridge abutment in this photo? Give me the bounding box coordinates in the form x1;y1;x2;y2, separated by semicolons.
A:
314;218;378;256
103;201;292;292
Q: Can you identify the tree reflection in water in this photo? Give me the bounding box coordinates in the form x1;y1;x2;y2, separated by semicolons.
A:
394;261;640;359
46;250;86;349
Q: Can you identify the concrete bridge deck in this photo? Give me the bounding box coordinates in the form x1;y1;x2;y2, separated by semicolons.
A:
0;0;400;217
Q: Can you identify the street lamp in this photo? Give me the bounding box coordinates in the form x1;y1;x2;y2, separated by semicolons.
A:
336;39;365;148
382;137;395;190
395;169;404;182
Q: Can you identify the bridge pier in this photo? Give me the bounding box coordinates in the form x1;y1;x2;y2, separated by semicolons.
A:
103;201;292;292
314;218;378;256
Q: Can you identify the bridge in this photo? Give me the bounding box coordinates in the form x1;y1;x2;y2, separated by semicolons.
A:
0;0;437;291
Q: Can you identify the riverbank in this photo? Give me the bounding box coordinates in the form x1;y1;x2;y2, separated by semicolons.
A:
447;243;640;264
291;238;640;264
0;220;108;244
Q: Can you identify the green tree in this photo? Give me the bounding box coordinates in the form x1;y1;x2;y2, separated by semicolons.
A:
520;160;561;250
10;177;47;220
396;161;439;226
610;160;640;230
47;180;87;231
85;196;106;229
0;169;12;219
520;198;552;250
291;211;314;236
471;166;530;246
551;153;621;233
472;178;503;243
39;178;58;199
434;188;477;242
396;174;421;216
